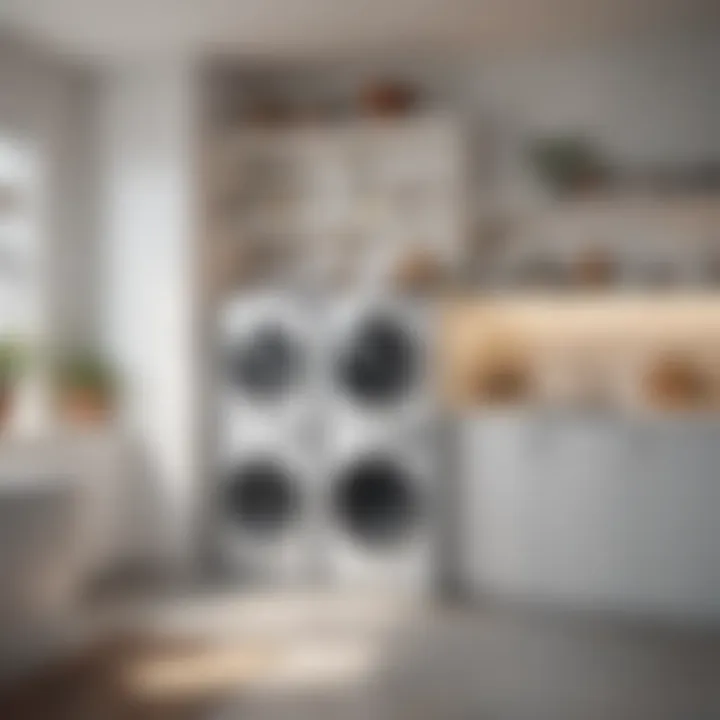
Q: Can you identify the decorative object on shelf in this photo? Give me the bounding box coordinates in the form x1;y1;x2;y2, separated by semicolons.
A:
527;135;609;196
474;357;533;405
51;349;118;428
573;248;617;289
472;342;534;406
392;245;445;292
0;338;27;432
641;353;714;411
359;80;418;118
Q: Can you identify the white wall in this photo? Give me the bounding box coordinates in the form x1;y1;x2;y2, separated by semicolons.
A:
100;60;200;570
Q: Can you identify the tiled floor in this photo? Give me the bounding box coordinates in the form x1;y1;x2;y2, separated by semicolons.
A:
371;605;720;720
3;594;720;719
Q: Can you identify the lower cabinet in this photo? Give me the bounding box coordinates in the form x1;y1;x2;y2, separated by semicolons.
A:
461;414;720;619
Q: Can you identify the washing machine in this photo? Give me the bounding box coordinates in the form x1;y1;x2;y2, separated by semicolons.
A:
215;290;320;584
215;438;319;585
218;290;319;443
321;293;440;591
323;293;436;434
321;427;438;591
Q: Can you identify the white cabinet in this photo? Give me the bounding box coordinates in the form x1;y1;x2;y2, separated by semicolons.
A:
460;414;545;596
622;420;720;613
529;416;630;602
461;414;720;619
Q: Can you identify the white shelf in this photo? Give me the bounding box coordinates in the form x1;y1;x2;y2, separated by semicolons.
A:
204;113;465;290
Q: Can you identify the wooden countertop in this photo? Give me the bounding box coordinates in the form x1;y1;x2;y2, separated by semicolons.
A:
439;294;720;411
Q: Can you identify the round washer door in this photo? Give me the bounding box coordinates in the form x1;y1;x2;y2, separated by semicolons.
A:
227;323;304;401
335;314;420;407
333;454;421;548
223;458;300;538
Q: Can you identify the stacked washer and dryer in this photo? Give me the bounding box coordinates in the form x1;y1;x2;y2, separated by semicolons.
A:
208;113;462;595
214;291;440;593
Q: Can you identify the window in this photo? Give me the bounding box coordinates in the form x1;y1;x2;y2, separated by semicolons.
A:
0;134;46;434
0;135;41;340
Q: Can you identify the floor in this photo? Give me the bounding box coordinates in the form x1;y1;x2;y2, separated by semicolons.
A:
2;593;720;719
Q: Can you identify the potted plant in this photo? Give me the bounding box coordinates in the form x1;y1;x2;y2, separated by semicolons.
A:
0;338;26;431
527;136;609;196
52;349;118;428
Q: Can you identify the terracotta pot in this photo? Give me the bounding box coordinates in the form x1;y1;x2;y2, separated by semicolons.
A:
57;390;113;428
574;249;616;288
360;81;417;117
642;356;713;411
393;248;444;292
474;358;533;405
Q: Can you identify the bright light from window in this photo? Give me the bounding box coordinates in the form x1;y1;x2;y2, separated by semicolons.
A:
0;135;40;339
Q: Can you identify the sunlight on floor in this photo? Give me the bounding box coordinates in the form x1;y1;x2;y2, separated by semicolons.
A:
115;590;421;704
123;636;382;701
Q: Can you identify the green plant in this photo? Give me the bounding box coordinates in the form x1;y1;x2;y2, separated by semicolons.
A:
528;136;608;194
53;349;117;399
0;338;27;388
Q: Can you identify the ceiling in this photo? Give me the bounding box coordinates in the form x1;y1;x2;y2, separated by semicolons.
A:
4;0;720;61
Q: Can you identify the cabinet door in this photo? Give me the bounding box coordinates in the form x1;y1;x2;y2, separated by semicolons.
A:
460;414;543;595
621;419;720;612
530;415;631;602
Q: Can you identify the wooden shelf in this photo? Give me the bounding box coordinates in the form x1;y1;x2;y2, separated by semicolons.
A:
490;192;720;226
203;114;465;292
439;295;720;412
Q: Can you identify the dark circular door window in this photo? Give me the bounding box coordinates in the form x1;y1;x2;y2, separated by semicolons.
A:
227;324;303;400
334;455;420;548
336;315;419;406
223;459;299;537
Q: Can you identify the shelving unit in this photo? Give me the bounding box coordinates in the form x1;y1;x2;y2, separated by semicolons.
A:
474;193;720;291
204;114;466;293
202;76;720;296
